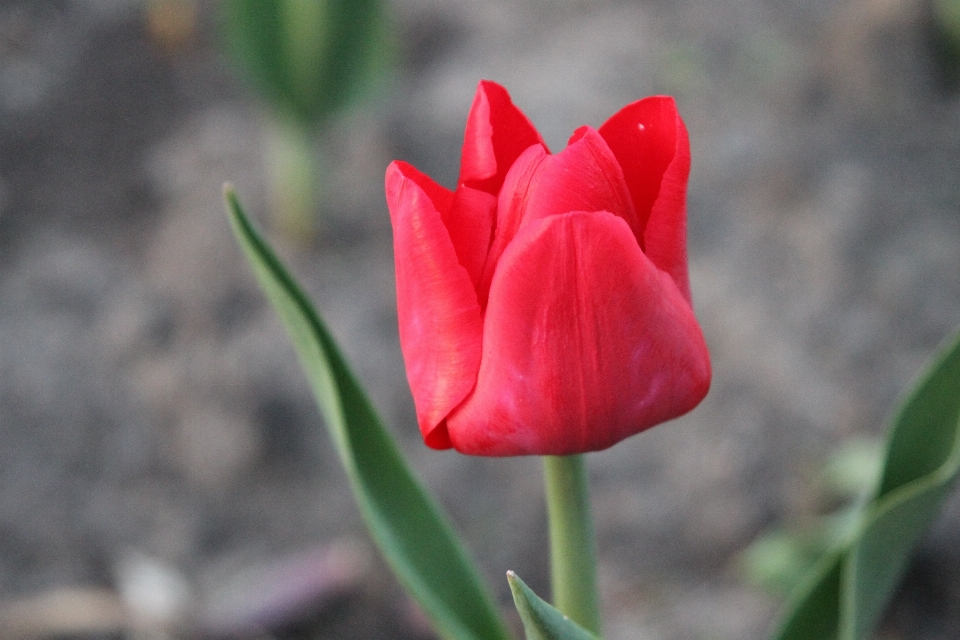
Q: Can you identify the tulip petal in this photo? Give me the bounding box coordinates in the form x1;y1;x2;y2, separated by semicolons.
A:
385;162;484;449
447;210;710;456
387;161;454;225
459;80;547;193
387;162;494;291
476;129;640;310
515;127;641;238
476;143;547;309
445;186;497;289
599;96;692;302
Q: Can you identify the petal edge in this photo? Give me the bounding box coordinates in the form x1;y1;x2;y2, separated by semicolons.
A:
386;163;484;448
459;80;547;193
599;96;692;301
448;210;710;456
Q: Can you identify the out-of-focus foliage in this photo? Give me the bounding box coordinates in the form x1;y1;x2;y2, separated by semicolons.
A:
764;327;960;640
221;0;392;240
932;0;960;86
221;0;389;129
741;438;884;595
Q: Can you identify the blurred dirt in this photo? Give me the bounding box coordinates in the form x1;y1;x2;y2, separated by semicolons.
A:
0;1;959;639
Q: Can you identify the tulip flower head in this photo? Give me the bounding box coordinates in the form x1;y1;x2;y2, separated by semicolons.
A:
385;80;711;456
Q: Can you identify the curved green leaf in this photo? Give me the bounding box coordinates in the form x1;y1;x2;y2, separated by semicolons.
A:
774;552;844;640
772;326;960;640
224;186;513;640
876;329;960;497
507;572;598;640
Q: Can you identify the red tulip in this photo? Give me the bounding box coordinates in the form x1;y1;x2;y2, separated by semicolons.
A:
385;80;711;456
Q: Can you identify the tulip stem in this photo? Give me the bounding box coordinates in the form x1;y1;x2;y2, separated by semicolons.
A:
543;454;601;635
266;115;319;243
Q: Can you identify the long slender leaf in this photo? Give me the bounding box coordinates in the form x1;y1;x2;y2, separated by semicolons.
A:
224;186;513;640
844;477;957;639
507;572;598;640
771;326;960;640
876;328;960;498
773;552;843;640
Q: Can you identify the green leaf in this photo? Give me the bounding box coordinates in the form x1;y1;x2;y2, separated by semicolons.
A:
773;552;843;640
934;0;960;51
819;437;884;501
224;186;513;640
771;327;960;640
221;0;389;128
507;572;599;640
842;326;960;640
843;477;956;639
876;329;960;499
740;528;829;596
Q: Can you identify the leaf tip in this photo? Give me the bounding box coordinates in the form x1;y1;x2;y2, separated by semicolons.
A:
506;570;524;596
222;183;251;239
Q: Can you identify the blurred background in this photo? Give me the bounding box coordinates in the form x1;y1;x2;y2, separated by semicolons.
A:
0;0;959;638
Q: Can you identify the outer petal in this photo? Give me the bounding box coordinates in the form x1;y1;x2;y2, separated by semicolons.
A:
458;80;547;193
387;161;453;226
388;162;496;294
446;210;710;456
598;96;692;302
385;162;484;449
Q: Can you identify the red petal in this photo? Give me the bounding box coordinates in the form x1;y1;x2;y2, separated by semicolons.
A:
514;127;640;238
475;143;547;309
385;162;484;449
475;129;641;310
387;162;495;291
459;80;547;193
387;161;454;225
599;96;692;301
444;186;497;289
446;210;710;456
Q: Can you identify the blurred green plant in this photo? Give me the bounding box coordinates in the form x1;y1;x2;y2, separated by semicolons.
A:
741;438;884;595
221;0;390;241
744;328;960;640
932;0;960;87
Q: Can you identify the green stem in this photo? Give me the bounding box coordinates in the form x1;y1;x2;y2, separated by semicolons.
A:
543;454;601;635
266;115;318;242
